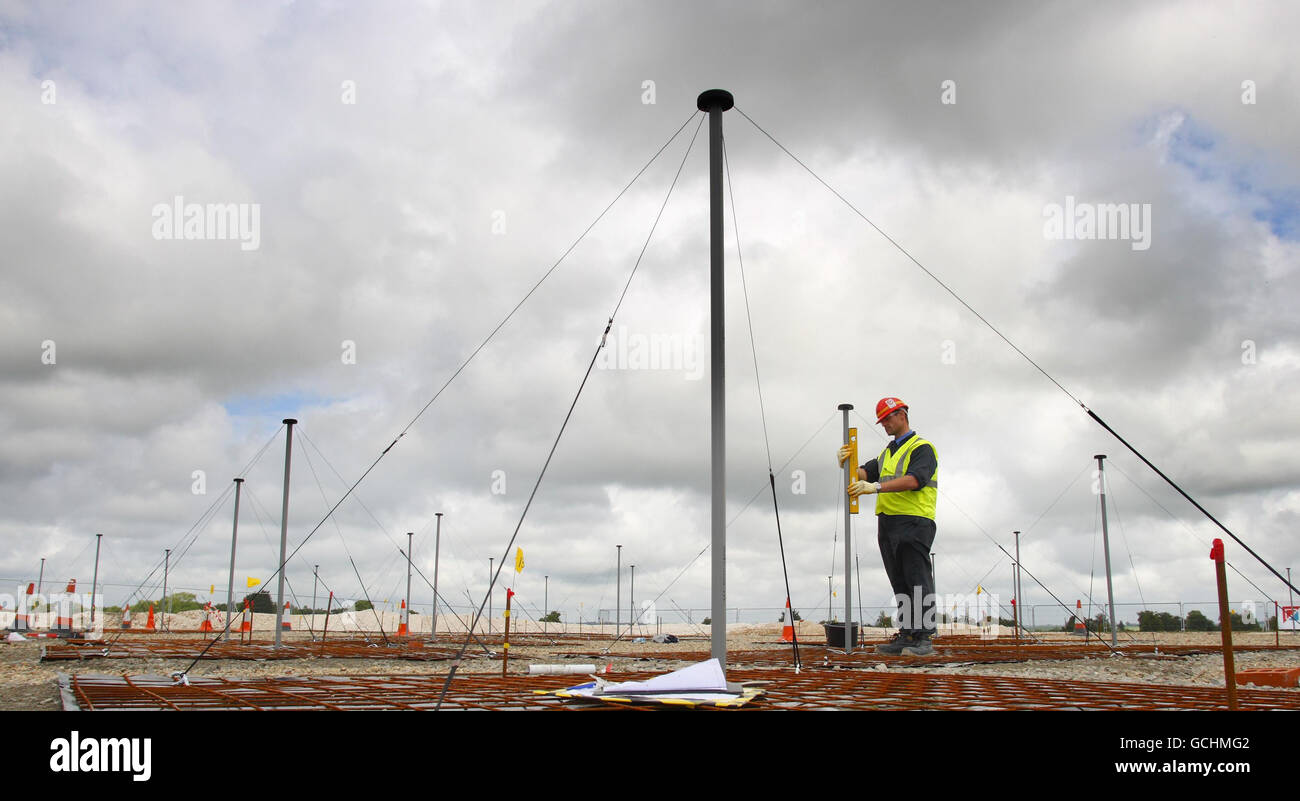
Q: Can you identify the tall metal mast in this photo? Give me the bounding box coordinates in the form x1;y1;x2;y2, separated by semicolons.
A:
432;513;443;640
698;88;734;668
90;534;102;628
405;532;413;636
275;419;297;647
225;478;243;641
1096;454;1118;647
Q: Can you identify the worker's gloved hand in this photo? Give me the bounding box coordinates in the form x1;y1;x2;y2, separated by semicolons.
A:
837;445;853;466
847;480;880;498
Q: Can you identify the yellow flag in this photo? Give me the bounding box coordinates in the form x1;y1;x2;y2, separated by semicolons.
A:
976;584;983;595
247;577;261;588
514;547;525;573
209;584;215;594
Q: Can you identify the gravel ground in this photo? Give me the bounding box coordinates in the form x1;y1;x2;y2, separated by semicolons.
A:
4;624;1297;710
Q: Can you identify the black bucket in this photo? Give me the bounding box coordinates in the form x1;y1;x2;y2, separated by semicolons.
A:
822;622;858;650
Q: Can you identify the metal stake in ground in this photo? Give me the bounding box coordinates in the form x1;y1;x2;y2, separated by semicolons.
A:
225;478;243;642
275;418;297;648
697;88;734;668
1211;538;1238;710
616;544;621;635
90;533;102;628
1095;455;1118;648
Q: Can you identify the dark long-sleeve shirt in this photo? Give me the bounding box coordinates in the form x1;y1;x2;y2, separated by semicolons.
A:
861;431;937;489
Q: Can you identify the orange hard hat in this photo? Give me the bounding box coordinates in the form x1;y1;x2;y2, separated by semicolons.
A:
875;397;908;423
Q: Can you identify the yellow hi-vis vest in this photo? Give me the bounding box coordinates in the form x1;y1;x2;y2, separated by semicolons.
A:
875;435;938;519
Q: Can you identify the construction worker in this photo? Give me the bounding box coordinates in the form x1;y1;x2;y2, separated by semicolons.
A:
837;397;939;656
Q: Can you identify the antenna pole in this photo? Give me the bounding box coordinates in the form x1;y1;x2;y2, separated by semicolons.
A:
90;534;102;628
225;478;243;641
432;513;443;641
311;564;319;640
162;548;170;632
1096;454;1118;647
698;88;734;668
275;419;297;647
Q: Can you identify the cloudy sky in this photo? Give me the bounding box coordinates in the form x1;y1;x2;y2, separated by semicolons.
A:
2;0;1297;631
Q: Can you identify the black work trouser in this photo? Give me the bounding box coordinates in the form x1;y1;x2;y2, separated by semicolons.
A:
877;513;937;635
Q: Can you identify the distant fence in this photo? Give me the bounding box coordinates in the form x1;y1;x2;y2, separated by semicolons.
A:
4;577;1296;633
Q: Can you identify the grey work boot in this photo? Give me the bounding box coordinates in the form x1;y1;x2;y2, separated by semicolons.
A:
875;631;911;655
901;632;935;656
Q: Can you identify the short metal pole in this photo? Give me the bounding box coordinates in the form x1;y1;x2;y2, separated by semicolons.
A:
488;557;494;636
405;532;413;636
275;418;297;648
1096;455;1118;647
630;564;636;631
90;534;102;627
544;574;548;636
1013;530;1021;642
225;478;243;641
856;553;864;631
163;548;170;632
838;403;854;650
432;513;442;640
320;591;333;654
311;564;318;640
1211;539;1238;710
616;544;622;635
502;588;513;677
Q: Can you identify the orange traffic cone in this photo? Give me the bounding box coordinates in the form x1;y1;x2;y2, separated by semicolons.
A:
397;599;409;636
145;604;156;632
239;600;251;633
280;601;292;631
1072;600;1087;636
56;581;74;631
199;602;214;633
11;583;34;631
781;597;794;643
